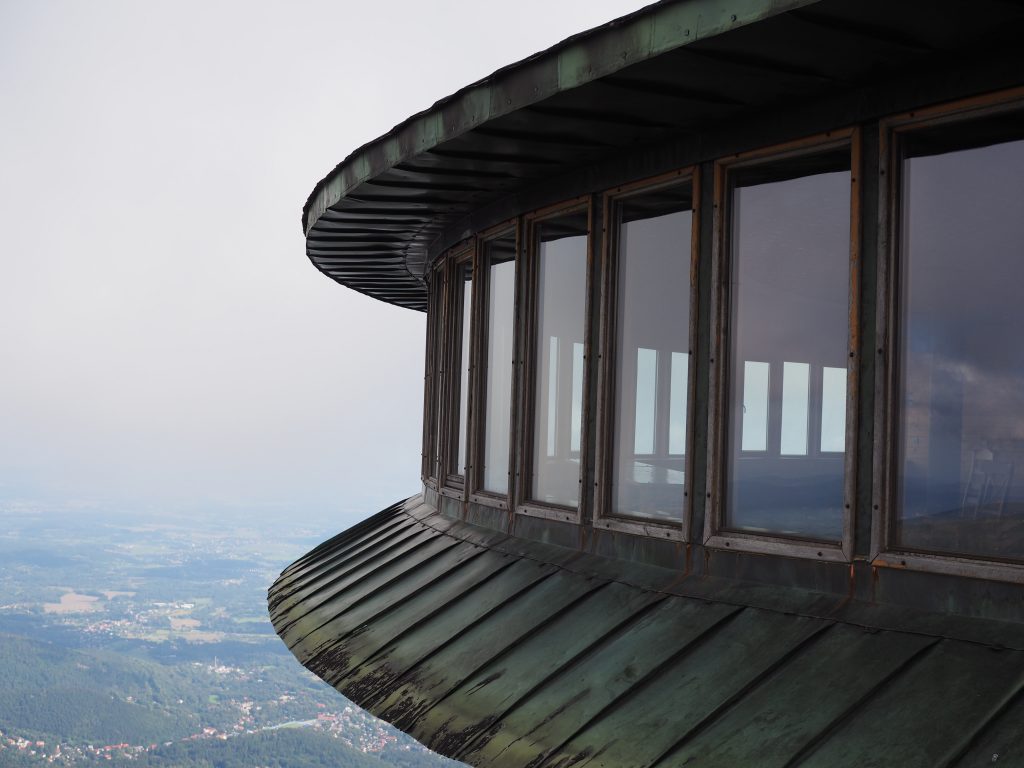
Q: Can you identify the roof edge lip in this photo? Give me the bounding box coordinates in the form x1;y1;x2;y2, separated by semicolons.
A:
286;496;1024;653
303;249;428;312
301;0;819;238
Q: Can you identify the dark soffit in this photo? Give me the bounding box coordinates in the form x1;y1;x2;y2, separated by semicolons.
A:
303;0;812;311
301;0;1024;312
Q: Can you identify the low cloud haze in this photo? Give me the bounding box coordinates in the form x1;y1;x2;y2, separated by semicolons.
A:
1;0;645;524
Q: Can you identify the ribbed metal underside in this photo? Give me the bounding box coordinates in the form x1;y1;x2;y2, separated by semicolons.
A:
303;0;1024;311
269;496;1024;767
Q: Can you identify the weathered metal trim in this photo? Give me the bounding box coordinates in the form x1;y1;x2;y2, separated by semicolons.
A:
870;98;896;564
421;269;441;482
592;515;686;542
515;501;580;526
873;552;1024;586
844;127;862;563
704;531;848;563
851;119;879;562
436;485;465;504
705;157;727;549
582;194;604;528
466;491;509;512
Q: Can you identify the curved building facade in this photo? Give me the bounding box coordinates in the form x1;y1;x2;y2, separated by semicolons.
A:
271;2;1024;765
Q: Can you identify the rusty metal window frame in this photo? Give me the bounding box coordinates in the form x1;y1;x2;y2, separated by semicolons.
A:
422;259;445;489
438;241;476;502
516;197;594;525
872;86;1024;584
468;219;520;512
706;128;861;562
593;168;700;542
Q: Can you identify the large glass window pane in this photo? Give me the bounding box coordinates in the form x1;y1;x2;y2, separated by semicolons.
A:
533;211;588;507
726;150;850;541
453;262;472;477
482;234;515;495
612;186;692;521
896;117;1024;560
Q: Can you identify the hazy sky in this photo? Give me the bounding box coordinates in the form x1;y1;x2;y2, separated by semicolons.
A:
0;0;646;523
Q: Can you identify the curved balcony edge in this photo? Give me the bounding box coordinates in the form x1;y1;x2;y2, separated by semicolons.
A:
269;496;1024;766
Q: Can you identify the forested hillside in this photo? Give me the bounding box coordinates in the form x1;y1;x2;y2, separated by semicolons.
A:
0;509;462;766
0;634;197;743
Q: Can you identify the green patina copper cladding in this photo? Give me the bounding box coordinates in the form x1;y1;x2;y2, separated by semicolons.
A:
269;496;1024;767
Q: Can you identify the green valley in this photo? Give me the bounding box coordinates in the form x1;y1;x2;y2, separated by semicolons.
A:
0;506;461;766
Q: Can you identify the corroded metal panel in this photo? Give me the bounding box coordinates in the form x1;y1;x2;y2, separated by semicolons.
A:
268;497;1024;765
269;512;421;599
279;535;466;648
535;609;828;768
320;550;521;678
799;641;1024;768
661;625;935;766
334;559;558;696
374;570;604;732
273;528;451;635
415;582;664;756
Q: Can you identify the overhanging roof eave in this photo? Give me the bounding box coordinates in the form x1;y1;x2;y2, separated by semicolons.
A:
301;0;818;239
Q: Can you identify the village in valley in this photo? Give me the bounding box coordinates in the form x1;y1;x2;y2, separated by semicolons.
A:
0;506;458;767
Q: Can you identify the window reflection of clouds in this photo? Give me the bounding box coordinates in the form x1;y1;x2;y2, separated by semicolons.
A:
726;165;849;542
533;221;587;508
897;136;1024;560
483;245;515;495
612;201;691;522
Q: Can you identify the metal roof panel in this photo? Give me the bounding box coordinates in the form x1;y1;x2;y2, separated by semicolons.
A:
269;497;1024;765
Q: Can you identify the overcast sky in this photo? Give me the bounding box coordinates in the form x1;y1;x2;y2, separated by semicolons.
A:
0;0;647;523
